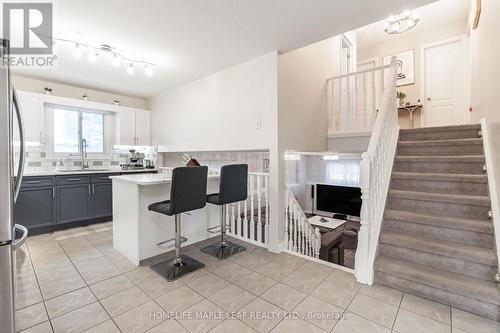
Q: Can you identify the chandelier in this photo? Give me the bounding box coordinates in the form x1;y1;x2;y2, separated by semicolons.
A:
384;10;420;34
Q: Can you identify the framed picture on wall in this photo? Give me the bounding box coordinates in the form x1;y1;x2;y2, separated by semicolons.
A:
383;50;415;86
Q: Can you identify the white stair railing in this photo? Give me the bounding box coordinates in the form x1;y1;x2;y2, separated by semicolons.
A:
285;187;322;258
227;172;270;247
355;56;399;285
480;118;500;283
326;63;392;135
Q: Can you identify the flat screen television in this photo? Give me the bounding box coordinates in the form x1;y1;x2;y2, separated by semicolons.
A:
316;184;362;217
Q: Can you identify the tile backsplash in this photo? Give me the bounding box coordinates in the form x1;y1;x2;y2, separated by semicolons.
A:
16;144;157;174
160;150;270;173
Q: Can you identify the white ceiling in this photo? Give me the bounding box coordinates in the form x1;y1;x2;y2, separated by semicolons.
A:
13;0;436;99
357;0;470;51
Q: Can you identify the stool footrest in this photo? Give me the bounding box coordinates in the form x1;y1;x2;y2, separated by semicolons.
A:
157;236;187;247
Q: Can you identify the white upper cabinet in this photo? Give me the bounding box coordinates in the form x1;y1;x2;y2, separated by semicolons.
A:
116;108;151;146
134;109;151;146
15;91;45;144
116;107;136;146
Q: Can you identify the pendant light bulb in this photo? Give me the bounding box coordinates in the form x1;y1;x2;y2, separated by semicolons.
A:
112;53;121;67
127;63;135;75
144;64;154;77
72;43;82;58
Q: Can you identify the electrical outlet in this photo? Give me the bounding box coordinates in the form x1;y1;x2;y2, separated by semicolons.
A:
256;120;262;129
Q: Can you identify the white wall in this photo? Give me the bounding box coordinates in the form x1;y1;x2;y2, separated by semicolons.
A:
148;52;280;251
358;19;468;128
12;76;147;109
277;35;348;248
149;53;278;152
469;0;500;258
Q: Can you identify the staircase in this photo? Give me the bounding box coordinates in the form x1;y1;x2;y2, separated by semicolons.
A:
374;124;500;321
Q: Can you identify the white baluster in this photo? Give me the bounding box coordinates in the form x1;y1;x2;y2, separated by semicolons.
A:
231;204;235;235
314;228;321;258
307;225;313;257
237;201;242;237
249;175;255;241
286;191;292;251
264;175;269;245
257;175;262;243
297;209;302;253
243;197;248;240
225;203;230;233
293;203;298;252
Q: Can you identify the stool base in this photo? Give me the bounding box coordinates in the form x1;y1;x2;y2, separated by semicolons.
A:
200;241;246;259
150;255;205;282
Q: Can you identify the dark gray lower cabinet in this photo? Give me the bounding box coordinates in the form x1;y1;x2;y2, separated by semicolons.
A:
14;186;55;228
92;182;112;218
56;184;91;224
16;171;155;232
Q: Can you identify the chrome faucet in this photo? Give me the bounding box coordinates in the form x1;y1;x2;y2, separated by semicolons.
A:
81;138;89;170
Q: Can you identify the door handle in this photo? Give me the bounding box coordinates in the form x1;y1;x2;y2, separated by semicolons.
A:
13;88;25;202
67;178;81;182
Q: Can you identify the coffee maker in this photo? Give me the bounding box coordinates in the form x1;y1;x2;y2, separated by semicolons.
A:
121;150;145;170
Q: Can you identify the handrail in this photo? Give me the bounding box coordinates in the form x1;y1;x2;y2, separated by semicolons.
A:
480;118;500;282
354;56;399;285
326;63;391;81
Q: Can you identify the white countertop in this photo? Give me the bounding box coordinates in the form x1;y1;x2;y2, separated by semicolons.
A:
23;169;158;177
110;173;219;185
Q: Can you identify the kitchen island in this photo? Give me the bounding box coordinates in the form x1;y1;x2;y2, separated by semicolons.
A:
110;173;221;265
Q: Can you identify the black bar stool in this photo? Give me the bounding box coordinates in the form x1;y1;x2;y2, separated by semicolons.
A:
148;166;208;281
201;164;248;259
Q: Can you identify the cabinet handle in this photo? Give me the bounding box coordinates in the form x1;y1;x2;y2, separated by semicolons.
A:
92;184;95;194
88;184;91;195
26;180;41;184
67;178;81;182
52;187;55;198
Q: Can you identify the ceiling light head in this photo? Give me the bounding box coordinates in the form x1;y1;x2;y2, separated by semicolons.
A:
112;53;121;67
127;62;135;75
384;10;419;34
144;64;154;77
72;43;82;58
88;50;99;63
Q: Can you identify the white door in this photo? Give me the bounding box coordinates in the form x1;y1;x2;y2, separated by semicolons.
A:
134;109;151;146
423;38;469;127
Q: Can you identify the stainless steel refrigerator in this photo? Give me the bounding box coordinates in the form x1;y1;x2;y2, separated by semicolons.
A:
0;38;28;333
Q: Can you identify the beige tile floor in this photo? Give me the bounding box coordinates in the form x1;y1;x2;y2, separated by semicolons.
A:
14;222;500;333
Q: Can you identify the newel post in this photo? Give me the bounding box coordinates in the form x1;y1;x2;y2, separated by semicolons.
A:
355;152;372;285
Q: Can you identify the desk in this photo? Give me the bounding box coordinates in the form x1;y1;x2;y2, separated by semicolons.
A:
308;215;346;230
398;104;423;129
